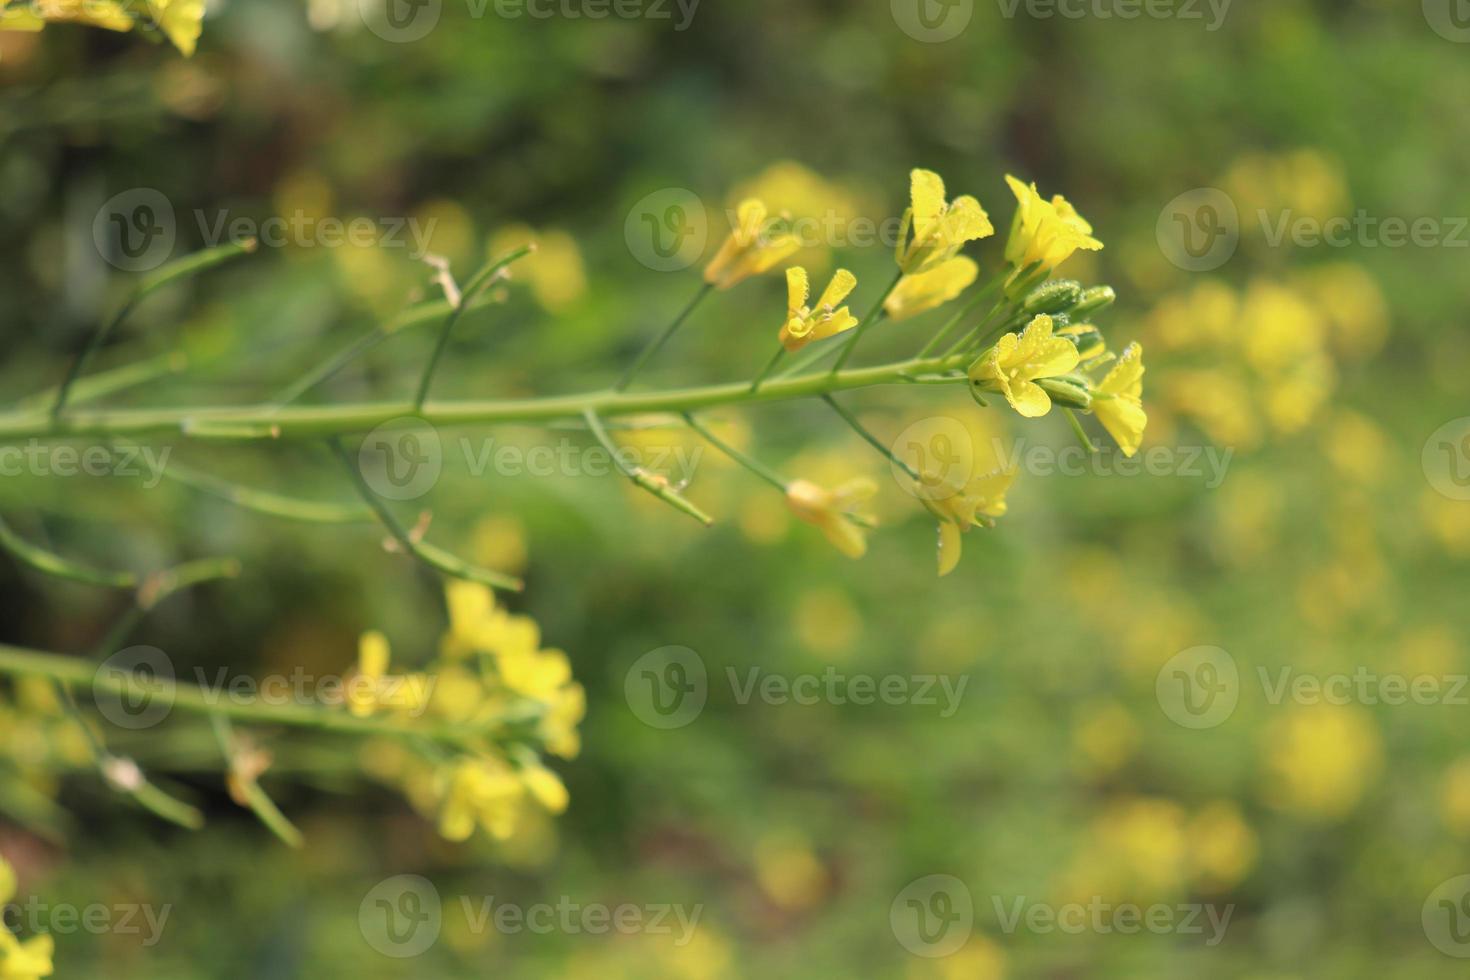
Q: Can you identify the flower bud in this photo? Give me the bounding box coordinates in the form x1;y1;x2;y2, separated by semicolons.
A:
1056;323;1105;360
1021;279;1083;316
1071;285;1116;317
1036;374;1093;409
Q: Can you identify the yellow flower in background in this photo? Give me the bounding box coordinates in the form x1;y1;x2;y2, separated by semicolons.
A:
778;267;859;352
920;468;1015;576
968;314;1081;418
896;169;993;274
147;0;203;56
703;199;799;290
1187;802;1258;892
28;0;132;31
1440;758;1470;837
884;257;978;322
0;2;44;30
346;631;429;718
785;477;876;559
436;756;527;841
1262;705;1382;821
1091;342;1147;456
0;857;53;980
1003;174;1102;276
490;226;587;312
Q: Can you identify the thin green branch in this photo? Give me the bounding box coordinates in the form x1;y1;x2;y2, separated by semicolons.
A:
829;269;904;374
821;394;919;480
210;714;304;848
0;512;139;588
616;282;714;392
326;436;524;591
582;408;713;525
414;246;534;410
19;351;187;412
53;240;256;421
681;412;787;492
747;344;786;394
159;457;370;524
915;279;1001;359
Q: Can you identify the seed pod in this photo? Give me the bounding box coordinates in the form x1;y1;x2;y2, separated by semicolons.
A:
1037;374;1093;409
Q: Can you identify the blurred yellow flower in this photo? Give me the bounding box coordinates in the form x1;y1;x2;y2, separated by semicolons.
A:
491;226;587;312
436;756;529;841
897;169;993;274
703;199;799;290
1262;705;1382;820
0;857;53;980
1091;342;1147;457
15;0;132;32
785;477;876;559
778;267;859;352
1440;758;1470;837
969;314;1080;418
884;257;978;322
1003;174;1102;277
1187;802;1258;892
753;833;828;911
147;0;203;56
346;631;429;718
919;468;1015;576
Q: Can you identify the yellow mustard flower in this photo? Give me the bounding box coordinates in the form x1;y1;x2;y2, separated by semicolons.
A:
778;267;859;352
1091;342;1146;456
27;0;133;31
896;169;993;274
919;469;1015;577
346;631;430;718
0;2;44;30
436;756;527;841
147;0;203;55
0;857;53;980
1003;174;1102;276
968;314;1081;418
884;256;978;322
784;477;877;559
703;199;800;290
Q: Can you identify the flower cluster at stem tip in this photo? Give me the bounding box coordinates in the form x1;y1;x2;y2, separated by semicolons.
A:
701;167;1145;575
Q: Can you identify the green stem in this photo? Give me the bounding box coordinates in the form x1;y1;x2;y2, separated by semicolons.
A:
747;344;786;394
20;351;187;412
916;278;1001;359
327;436;524;591
414;246;534;410
159;457;370;524
681;412;787;492
0;512;138;588
615;282;714;392
7;352;975;443
0;641;539;743
1064;408;1099;454
210;713;304;848
582;408;713;525
821;394;919;480
829;269;904;374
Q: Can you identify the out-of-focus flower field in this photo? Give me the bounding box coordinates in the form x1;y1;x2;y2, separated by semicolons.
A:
1;0;1468;976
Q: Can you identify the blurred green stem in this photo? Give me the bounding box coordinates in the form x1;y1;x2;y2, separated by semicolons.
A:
615;282;714;392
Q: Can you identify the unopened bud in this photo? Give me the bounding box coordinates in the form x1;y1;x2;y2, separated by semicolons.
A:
1022;279;1083;316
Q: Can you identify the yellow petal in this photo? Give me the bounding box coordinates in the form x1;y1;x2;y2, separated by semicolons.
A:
1006;380;1054;418
940;196;994;245
937;521;963;576
884;257;978;321
820;516;868;559
910;169;947;240
1095;398;1147;457
358;630;390;680
786;266;809;313
521;764;570;814
816;268;857;310
0;856;14;907
1098;342;1145;398
148;0;203;55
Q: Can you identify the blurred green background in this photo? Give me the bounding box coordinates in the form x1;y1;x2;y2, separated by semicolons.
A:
2;0;1470;976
